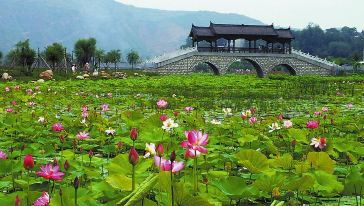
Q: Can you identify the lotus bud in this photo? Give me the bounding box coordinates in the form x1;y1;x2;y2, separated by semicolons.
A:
23;154;34;170
128;147;139;166
59;135;65;143
64;160;70;171
74;176;79;190
130;128;138;141
88;150;94;159
170;151;176;162
15;195;21;206
117;141;123;149
156;144;164;156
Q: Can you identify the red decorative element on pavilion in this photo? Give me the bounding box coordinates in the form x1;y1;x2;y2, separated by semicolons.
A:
189;22;294;54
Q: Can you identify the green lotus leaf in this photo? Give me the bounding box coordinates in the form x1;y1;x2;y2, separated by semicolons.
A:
287;128;308;143
306;152;335;173
238;134;258;146
211;176;248;198
311;171;343;196
236;149;269;173
253;173;286;193
343;167;364;196
106;174;132;191
284;175;314;192
272;153;295;170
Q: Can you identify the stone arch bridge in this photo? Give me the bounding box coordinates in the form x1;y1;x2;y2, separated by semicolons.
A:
146;48;342;77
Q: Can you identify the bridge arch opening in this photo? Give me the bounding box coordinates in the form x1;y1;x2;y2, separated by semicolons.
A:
192;62;220;75
269;64;296;76
226;59;264;77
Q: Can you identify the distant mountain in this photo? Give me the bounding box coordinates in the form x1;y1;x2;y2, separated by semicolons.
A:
0;0;262;57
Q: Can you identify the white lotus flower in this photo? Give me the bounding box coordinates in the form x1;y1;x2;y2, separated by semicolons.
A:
269;122;281;133
223;108;232;116
143;143;156;158
162;118;178;131
38;117;45;123
283;120;293;129
105;127;116;136
210;119;222;125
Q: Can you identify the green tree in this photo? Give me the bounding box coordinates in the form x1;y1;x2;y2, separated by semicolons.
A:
45;42;65;69
95;49;105;69
74;38;96;66
127;50;140;69
8;39;36;75
106;50;121;71
180;37;193;49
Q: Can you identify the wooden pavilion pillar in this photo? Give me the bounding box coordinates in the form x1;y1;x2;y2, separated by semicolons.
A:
289;41;292;54
249;40;252;53
228;40;231;52
233;40;236;52
254;40;257;53
282;42;286;54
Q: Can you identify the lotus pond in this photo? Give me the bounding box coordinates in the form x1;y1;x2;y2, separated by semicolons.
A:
0;74;363;206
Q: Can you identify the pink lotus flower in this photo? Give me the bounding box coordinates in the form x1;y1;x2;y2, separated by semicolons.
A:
313;111;321;116
36;164;65;181
5;87;11;92
160;114;168;121
11;100;17;106
81;105;88;112
107;93;113;98
154;156;184;173
81;111;88;118
28;101;36;107
321;107;329;112
77;131;90;140
310;137;327;150
251;106;256;113
157;99;168;109
14;85;21;90
0;150;7;160
185;106;194;111
101;104;109;112
5;108;13;113
306;121;319;129
347;103;353;109
26;88;33;95
181;130;208;158
283;120;293;128
52;123;64;132
34;192;49;206
278;113;283;121
249;116;257;124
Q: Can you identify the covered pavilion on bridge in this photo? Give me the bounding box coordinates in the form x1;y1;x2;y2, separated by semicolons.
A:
189;22;294;54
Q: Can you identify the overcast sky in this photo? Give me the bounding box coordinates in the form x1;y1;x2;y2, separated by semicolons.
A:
115;0;364;31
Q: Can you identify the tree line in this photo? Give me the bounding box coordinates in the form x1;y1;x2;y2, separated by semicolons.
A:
1;38;140;75
292;23;364;66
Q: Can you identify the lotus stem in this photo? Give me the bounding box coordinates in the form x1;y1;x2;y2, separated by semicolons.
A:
132;165;135;191
170;163;174;206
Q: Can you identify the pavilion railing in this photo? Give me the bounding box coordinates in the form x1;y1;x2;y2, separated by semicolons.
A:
196;46;290;54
